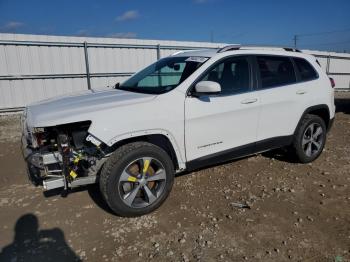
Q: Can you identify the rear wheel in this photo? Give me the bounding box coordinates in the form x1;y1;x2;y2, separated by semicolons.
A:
99;142;174;217
292;114;326;163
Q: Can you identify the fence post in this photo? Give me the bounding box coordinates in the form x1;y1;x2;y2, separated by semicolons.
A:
326;55;330;75
157;44;161;60
83;41;92;90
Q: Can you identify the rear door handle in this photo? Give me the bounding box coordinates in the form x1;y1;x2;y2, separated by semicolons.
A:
296;90;307;95
241;98;258;104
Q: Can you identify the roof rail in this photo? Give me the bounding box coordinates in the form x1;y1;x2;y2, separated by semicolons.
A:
171;50;185;56
283;47;302;53
217;45;241;53
243;45;302;52
217;44;302;53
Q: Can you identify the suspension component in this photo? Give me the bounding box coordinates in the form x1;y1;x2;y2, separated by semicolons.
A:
57;134;71;194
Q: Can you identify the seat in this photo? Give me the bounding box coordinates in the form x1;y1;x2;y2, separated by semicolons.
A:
277;61;295;83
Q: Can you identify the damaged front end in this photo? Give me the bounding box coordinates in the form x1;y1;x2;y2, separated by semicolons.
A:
21;118;110;193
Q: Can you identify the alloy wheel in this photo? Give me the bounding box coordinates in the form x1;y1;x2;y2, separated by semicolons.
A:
302;123;324;157
118;157;167;208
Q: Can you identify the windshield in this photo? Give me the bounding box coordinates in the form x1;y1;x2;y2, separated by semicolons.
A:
117;56;208;94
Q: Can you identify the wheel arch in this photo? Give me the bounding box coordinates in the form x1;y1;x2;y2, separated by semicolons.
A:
294;104;331;135
107;131;185;171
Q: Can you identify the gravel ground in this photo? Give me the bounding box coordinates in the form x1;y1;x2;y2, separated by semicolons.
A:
0;92;349;262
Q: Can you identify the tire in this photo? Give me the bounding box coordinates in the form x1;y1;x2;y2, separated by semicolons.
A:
99;141;174;217
292;114;327;163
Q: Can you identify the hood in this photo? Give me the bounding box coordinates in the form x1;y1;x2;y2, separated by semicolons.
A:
25;89;156;127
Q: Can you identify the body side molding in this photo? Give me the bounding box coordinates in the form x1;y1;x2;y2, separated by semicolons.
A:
186;135;293;171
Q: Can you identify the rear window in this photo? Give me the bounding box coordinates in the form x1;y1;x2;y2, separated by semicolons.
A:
257;56;296;89
294;57;318;81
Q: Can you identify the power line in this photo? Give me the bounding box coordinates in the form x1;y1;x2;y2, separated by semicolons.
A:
297;28;350;37
301;39;350;47
293;28;350;48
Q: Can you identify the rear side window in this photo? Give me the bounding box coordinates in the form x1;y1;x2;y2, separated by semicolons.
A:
294;57;318;81
257;56;296;89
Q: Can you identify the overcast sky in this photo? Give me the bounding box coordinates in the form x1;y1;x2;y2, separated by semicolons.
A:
0;0;349;52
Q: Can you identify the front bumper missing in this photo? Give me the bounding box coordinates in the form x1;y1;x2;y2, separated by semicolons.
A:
21;114;70;191
22;134;43;186
43;177;65;190
21;119;101;192
22;132;64;188
22;135;98;191
43;176;98;190
26;160;43;186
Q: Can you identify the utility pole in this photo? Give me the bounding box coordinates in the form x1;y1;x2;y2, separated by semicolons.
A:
293;35;298;49
210;30;214;43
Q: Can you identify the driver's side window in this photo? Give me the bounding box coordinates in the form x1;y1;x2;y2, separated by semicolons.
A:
201;57;251;95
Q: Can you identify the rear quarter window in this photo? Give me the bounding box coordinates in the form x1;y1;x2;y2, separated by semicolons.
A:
293;57;318;81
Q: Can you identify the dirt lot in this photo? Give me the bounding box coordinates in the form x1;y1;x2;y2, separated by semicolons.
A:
0;93;349;262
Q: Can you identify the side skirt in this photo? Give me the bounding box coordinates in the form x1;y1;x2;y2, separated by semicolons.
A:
186;135;293;171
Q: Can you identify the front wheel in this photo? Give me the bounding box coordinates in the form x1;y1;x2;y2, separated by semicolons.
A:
292;114;327;163
99;142;174;217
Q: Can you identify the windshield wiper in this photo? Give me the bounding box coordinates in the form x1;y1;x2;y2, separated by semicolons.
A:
116;86;148;94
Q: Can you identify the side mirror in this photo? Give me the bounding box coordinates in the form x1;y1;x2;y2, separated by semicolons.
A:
194;81;221;95
114;82;120;89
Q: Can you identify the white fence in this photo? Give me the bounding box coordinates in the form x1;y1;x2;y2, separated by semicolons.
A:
0;33;349;112
303;49;350;92
0;33;225;111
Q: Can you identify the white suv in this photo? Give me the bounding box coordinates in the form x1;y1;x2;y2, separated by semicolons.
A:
22;45;335;216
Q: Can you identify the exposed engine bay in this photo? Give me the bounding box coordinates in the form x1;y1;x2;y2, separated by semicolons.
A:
22;120;110;193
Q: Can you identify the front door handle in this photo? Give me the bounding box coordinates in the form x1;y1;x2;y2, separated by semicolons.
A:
296;90;307;95
241;98;258;104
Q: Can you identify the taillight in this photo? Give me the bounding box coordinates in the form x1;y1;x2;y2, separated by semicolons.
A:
329;77;335;88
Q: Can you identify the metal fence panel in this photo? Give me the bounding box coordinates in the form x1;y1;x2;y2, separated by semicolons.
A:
0;33;349;111
88;47;157;74
329;75;350;90
0;34;225;111
329;58;350;73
